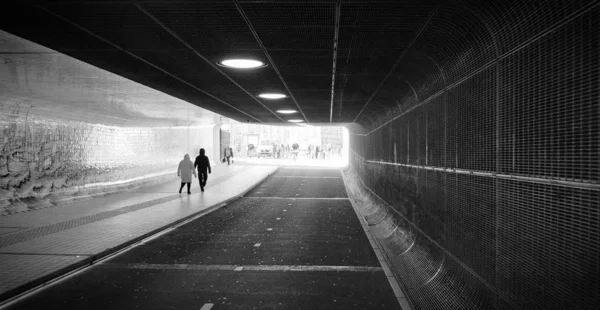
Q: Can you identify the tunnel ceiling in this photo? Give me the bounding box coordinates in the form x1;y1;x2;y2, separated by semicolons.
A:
1;0;591;127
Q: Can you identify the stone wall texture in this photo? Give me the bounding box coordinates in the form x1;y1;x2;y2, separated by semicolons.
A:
0;118;213;214
0;31;219;214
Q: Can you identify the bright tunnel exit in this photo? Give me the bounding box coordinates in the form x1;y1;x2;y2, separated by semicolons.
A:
219;123;350;168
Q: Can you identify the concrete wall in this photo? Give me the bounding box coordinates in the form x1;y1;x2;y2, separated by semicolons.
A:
347;3;599;310
0;31;220;214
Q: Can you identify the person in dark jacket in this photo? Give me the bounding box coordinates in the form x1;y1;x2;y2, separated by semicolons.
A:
224;145;233;165
194;148;211;192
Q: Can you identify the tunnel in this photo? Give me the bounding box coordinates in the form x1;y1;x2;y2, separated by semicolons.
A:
1;1;598;309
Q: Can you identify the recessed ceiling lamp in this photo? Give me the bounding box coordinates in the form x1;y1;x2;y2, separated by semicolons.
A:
258;93;287;99
218;58;266;69
288;119;304;123
276;109;297;114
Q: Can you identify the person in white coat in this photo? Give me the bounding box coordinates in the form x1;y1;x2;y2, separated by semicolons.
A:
178;154;196;194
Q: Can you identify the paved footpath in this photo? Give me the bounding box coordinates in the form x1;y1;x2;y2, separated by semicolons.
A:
0;164;277;304
2;167;403;309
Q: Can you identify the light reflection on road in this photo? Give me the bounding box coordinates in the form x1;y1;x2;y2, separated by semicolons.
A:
232;157;347;168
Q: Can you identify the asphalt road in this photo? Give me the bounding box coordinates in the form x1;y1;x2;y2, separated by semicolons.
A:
6;168;398;309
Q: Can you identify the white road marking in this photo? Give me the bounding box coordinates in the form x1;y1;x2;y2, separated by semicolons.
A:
283;210;287;212
101;263;383;273
273;176;341;179
276;218;281;220
244;197;349;200
200;303;214;310
266;228;273;231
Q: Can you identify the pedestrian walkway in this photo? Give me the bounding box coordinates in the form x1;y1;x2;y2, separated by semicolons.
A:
0;164;277;303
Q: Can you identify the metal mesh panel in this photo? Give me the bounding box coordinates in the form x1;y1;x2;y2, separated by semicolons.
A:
464;0;593;54
498;180;600;309
337;74;383;121
334;2;436;123
353;2;599;309
350;153;507;309
407;110;420;165
412;4;496;85
392;50;446;106
381;122;391;162
499;7;600;183
385;75;420;114
417;108;427;165
446;174;497;284
394;116;408;164
446;67;496;171
426;96;445;166
422;170;445;245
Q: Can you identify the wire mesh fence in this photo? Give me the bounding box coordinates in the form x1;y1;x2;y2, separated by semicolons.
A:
350;2;599;309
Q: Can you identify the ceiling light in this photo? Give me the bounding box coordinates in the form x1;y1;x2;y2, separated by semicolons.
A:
288;119;304;123
276;109;297;114
258;93;287;99
218;59;266;69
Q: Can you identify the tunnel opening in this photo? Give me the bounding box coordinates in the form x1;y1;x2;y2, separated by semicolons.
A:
220;123;349;168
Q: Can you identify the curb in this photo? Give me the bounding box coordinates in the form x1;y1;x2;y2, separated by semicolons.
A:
340;167;414;310
0;166;279;308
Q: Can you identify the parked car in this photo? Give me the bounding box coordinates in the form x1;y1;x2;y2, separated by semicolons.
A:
257;139;277;157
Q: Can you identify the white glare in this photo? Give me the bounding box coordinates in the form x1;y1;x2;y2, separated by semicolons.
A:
258;93;287;99
288;119;304;123
219;59;265;69
276;110;297;114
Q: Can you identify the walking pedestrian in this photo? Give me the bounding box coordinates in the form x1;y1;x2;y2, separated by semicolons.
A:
292;143;299;161
224;145;234;165
194;148;211;192
177;154;196;194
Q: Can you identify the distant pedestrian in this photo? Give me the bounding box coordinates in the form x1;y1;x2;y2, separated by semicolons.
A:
292;143;299;161
177;154;196;194
194;148;212;192
224;145;234;165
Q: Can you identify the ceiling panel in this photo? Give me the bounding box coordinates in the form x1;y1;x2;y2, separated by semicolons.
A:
239;1;335;50
2;0;564;128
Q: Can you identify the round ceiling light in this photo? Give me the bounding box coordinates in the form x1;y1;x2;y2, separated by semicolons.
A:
287;119;304;123
276;109;297;114
258;93;287;99
218;59;266;69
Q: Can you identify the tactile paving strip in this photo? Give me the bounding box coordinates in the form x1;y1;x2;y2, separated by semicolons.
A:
0;194;181;249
